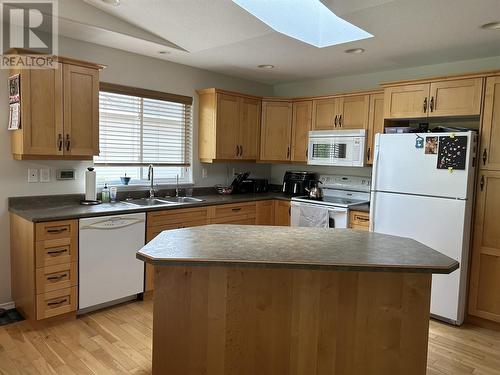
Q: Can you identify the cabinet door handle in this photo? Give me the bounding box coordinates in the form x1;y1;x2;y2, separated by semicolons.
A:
306;148;308;158
47;273;68;281
47;248;68;255
423;98;428;113
367;147;371;161
65;134;71;151
287;146;290;159
240;145;243;157
355;215;369;222
338;115;342;127
483;148;488;166
47;228;68;234
334;115;338;127
231;207;242;212
47;298;68;307
235;145;239;156
58;134;63;151
480;175;485;192
430;96;435;112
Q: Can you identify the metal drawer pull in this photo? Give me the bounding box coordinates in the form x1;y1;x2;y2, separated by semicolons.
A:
47;248;68;255
355;215;369;222
231;208;242;212
47;273;68;281
47;298;68;306
423;97;428;113
65;134;71;151
58;134;63;151
47;228;68;234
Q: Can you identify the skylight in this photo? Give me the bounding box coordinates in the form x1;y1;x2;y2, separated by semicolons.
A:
232;0;373;48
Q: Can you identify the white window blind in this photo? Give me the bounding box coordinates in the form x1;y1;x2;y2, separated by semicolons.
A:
94;85;193;185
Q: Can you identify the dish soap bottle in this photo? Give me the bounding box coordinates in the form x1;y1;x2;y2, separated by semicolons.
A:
101;183;110;203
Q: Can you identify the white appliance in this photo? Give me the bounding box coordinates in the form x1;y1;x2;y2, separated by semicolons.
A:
291;175;371;228
308;129;366;167
370;131;477;325
79;213;146;312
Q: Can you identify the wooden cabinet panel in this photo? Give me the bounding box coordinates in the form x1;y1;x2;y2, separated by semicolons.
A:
291;100;312;162
35;262;78;294
146;220;207;242
210;202;256;221
211;217;256;225
366;93;384;165
36;286;77;320
429;78;483;117
240;97;260;160
338;95;369;129
147;206;209;228
312;98;337;130
35;220;78;241
260;101;292;161
256;200;275;225
274;200;291;226
480;76;500;170
349;210;370;231
216;93;240;159
384;84;430;119
35;237;78;268
63;64;99;156
469;171;500;322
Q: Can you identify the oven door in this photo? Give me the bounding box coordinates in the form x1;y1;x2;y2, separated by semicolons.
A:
291;202;348;229
308;136;364;167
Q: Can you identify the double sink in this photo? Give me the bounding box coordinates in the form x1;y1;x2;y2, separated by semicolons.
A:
124;196;204;207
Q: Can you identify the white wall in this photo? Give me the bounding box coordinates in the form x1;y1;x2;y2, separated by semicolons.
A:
0;36;273;306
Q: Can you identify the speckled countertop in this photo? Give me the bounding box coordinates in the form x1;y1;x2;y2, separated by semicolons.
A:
8;192;292;222
137;225;458;274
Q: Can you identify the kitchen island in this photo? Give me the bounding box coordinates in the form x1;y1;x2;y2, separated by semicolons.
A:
137;225;458;375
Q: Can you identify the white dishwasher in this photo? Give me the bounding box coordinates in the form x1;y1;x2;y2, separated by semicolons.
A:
79;213;145;313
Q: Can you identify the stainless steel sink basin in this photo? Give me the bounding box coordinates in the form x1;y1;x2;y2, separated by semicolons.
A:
161;197;205;203
124;198;177;207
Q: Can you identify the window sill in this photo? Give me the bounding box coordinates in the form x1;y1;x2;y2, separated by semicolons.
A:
97;182;194;191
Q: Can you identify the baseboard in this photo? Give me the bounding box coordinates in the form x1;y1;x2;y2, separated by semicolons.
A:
0;301;15;310
467;315;500;332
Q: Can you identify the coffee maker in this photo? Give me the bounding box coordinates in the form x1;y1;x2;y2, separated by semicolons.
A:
282;171;317;196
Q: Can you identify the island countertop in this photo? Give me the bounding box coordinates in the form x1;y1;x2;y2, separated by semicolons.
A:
136;224;458;274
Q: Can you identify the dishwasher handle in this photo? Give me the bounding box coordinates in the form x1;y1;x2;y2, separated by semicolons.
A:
80;217;145;230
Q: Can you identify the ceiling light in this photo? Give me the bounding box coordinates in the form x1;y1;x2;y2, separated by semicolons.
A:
232;0;373;48
257;64;275;69
481;21;500;30
345;48;365;54
102;0;120;6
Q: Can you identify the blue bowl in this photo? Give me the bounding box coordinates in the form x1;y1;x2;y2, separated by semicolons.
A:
120;176;131;185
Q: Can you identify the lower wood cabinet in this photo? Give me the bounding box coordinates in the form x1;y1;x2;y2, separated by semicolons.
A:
256;200;275;225
274;200;291;226
349;210;370;231
10;215;79;321
469;171;500;323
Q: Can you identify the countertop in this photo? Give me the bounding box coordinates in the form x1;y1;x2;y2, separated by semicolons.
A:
8;192;292;222
137;224;458;274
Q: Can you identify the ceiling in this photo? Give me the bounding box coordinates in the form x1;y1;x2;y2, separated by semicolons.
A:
56;0;500;84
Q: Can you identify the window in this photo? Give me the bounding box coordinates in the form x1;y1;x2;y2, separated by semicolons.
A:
94;83;193;186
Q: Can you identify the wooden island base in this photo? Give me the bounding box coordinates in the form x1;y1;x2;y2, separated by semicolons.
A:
152;266;432;375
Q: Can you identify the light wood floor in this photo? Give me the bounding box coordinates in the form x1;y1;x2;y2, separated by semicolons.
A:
0;299;499;375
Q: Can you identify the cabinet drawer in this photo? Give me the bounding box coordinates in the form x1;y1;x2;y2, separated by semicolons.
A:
147;207;209;227
211;202;256;220
36;220;78;241
211;217;256;225
349;211;370;228
36;286;77;320
35;236;78;268
146;220;208;242
36;262;78;294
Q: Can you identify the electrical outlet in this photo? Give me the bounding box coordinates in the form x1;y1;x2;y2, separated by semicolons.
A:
28;168;39;183
202;168;208;179
40;168;50;183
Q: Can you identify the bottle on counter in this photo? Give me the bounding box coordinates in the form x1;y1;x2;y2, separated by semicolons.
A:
101;183;110;203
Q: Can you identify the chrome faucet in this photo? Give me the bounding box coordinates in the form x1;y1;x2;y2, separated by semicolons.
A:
175;174;180;197
148;164;155;198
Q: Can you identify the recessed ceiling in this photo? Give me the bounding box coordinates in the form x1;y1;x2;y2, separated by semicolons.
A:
62;0;500;84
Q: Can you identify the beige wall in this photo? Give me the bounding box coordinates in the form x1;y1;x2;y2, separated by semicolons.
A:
0;36;273;306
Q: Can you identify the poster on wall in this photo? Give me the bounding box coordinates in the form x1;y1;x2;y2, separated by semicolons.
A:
8;74;21;130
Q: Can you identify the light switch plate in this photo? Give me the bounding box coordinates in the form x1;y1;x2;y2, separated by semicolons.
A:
28;168;39;183
40;168;50;183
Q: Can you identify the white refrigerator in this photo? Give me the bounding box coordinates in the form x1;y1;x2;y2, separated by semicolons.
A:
370;131;477;325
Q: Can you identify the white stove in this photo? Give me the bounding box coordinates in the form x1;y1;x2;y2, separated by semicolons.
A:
291;175;371;228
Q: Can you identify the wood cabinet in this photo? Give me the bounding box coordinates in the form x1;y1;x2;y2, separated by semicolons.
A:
197;88;261;162
274;200;291;226
480;76;500;170
256;200;275;225
312;95;370;130
10;56;103;160
10;216;79;321
312;98;338;130
366;93;385;165
469;171;500;323
291;100;312;162
260;100;293;161
383;78;483;119
349;210;370;231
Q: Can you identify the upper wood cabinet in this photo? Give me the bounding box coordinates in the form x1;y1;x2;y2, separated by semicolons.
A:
312;98;337;130
312;95;369;130
260;100;292;161
480;76;500;171
468;170;500;323
383;78;483;119
197;88;261;162
365;93;384;165
291;100;312;162
10;57;102;160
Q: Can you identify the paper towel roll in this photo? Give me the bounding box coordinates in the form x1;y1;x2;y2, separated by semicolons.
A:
85;167;97;201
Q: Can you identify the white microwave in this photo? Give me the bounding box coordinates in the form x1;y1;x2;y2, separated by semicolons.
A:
308;129;366;167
